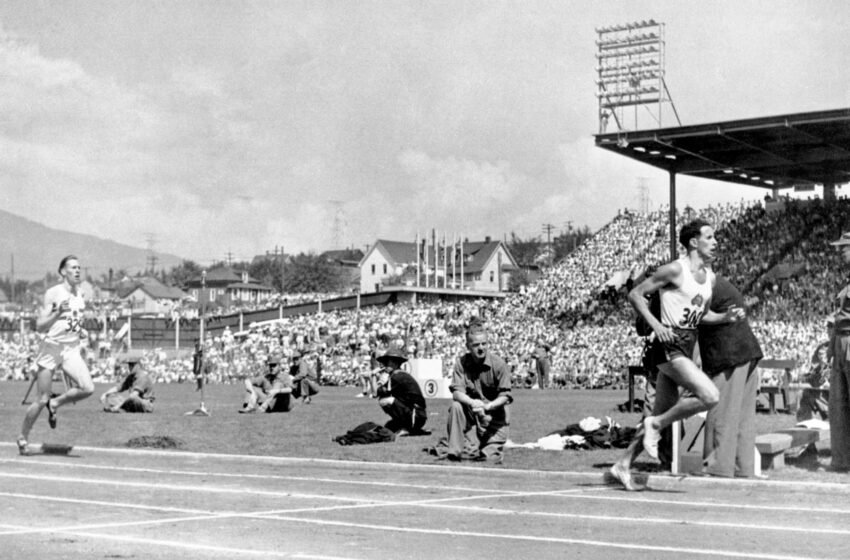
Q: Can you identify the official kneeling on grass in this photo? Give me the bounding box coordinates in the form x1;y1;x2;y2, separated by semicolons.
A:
375;346;428;437
240;354;294;413
100;355;155;413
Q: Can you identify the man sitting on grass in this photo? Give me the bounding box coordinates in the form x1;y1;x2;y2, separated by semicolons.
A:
239;354;294;413
100;355;155;413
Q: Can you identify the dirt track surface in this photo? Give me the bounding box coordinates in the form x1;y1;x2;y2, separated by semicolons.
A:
0;444;847;560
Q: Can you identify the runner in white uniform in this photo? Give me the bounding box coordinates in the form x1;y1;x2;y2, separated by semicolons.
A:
17;255;95;455
606;220;744;490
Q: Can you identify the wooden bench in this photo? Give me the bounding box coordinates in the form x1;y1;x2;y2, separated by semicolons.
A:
754;428;827;470
757;359;797;414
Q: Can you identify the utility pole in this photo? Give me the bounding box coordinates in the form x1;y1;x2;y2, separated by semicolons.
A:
564;220;576;254
541;223;555;267
145;233;158;274
10;254;14;303
225;251;234;267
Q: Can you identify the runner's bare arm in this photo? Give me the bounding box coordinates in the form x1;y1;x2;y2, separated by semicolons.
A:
627;261;682;343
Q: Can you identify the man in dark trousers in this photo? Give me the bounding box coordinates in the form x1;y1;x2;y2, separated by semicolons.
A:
290;350;319;405
697;275;763;478
533;339;551;389
430;320;512;463
375;346;428;437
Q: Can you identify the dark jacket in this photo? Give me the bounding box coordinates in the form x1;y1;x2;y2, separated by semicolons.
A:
698;276;763;375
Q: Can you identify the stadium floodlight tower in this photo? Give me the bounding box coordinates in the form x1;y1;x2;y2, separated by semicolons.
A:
596;19;681;134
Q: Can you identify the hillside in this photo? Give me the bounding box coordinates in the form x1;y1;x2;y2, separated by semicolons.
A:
0;209;185;281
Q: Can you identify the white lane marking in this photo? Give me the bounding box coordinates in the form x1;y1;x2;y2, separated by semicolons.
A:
0;520;359;560
0;475;846;540
2;510;831;560
2;490;825;560
5;442;849;494
1;458;526;495
0;471;375;504
5;457;849;517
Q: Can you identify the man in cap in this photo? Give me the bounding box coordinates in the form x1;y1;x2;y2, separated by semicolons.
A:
828;232;850;471
375;346;427;437
240;354;294;413
290;349;319;405
100;354;155;413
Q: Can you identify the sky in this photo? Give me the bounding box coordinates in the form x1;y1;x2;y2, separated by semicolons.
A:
0;0;848;267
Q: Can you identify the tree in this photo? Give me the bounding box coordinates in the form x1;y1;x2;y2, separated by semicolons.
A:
249;257;285;292
165;260;203;287
507;232;543;267
553;225;592;261
282;253;347;293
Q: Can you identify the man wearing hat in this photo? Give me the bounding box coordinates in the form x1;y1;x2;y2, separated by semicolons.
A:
290;350;319;405
375;346;427;436
240;354;294;413
828;232;850;471
100;355;155;413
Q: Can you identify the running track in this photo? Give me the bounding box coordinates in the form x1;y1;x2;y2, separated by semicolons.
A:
0;444;846;559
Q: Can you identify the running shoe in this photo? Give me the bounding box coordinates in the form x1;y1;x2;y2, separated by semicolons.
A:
16;437;29;456
46;398;58;429
604;463;641;491
642;416;661;459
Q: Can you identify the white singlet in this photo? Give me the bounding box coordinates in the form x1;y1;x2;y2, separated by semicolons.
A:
43;284;86;345
659;256;714;330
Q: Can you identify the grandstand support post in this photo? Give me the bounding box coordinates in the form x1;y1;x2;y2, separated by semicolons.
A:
127;314;132;351
239;310;244;332
825;181;836;203
175;317;180;351
668;170;678;260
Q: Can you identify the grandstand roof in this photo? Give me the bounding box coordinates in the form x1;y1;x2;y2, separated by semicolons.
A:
594;108;850;188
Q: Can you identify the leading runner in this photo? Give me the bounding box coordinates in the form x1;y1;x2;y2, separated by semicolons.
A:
17;255;95;455
607;219;743;490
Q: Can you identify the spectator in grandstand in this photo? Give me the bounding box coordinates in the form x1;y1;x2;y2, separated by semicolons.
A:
428;320;512;463
696;275;763;478
290;349;319;404
375;346;428;436
828;231;850;472
100;355;155;413
239;354;293;413
607;220;743;490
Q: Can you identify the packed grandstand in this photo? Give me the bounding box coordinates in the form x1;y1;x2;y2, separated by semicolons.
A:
0;196;837;390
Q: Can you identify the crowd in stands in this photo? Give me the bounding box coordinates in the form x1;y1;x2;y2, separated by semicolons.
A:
0;197;842;392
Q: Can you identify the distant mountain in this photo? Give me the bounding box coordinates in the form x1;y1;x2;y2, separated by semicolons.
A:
0;209;186;281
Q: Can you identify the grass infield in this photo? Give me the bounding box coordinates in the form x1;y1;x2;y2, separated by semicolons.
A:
3;380;843;483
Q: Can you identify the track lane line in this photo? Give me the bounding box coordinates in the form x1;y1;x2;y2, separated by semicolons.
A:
4;458;850;517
